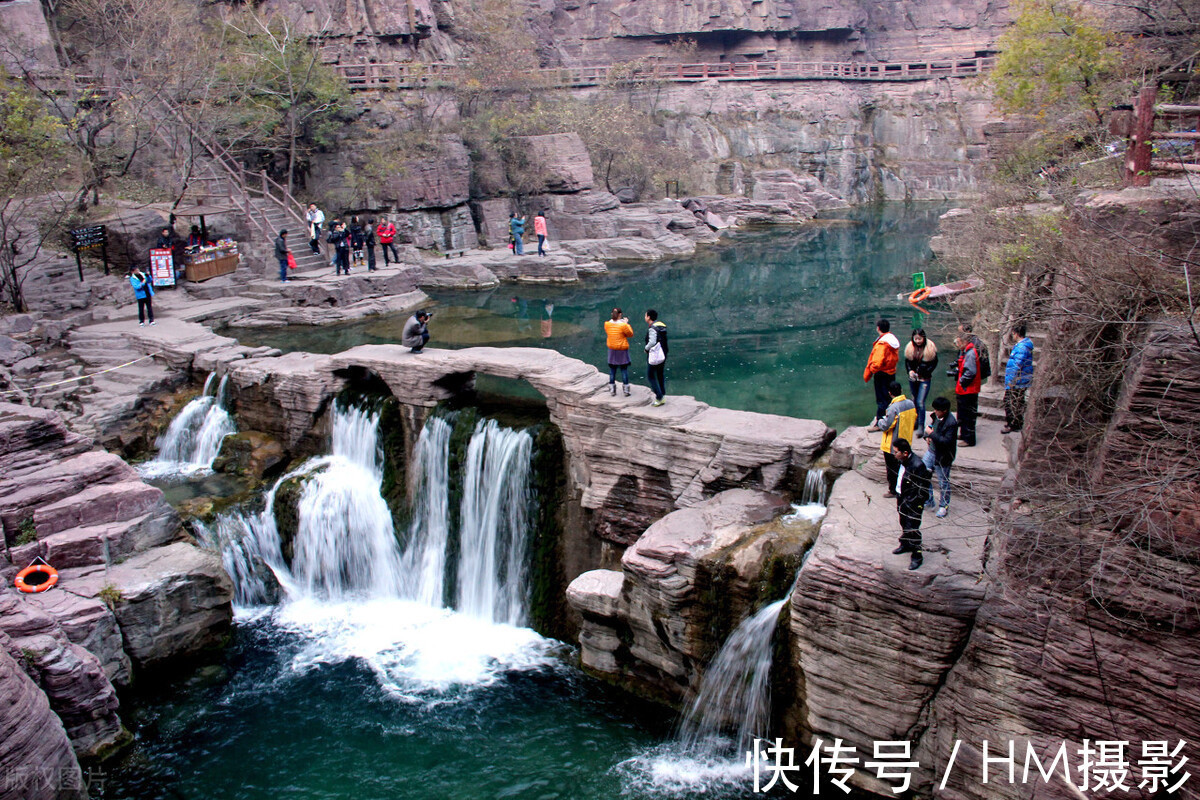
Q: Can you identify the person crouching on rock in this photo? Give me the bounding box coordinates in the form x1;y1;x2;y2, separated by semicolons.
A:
604;307;634;396
129;267;155;326
403;310;431;353
891;437;932;571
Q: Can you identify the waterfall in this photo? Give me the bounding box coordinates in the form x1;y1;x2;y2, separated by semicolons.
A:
455;419;533;626
143;374;236;475
784;467;828;523
287;404;406;599
193;514;279;607
400;415;453;607
678;599;787;755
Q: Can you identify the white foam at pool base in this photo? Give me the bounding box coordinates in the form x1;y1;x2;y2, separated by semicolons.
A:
617;743;752;795
254;597;562;700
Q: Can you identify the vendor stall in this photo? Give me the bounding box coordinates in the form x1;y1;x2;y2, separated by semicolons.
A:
185;239;240;281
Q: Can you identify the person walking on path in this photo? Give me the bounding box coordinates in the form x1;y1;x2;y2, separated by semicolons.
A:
306;204;325;255
377;217;400;265
863;319;900;425
129;267;155;326
534;210;549;256
365;219;378;271
923;396;957;517
890;438;932;571
1003;324;1034;434
869;381;917;498
509;213;526;256
604;308;635;396
904;329;938;437
644;310;669;406
402;310;431;353
274;229;290;283
954;332;981;447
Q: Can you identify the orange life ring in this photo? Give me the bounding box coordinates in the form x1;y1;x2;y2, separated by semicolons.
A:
909;287;931;304
14;564;58;593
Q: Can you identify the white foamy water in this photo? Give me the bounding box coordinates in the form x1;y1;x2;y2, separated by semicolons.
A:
204;404;552;698
616;744;752;796
783;468;829;523
140;374;236;478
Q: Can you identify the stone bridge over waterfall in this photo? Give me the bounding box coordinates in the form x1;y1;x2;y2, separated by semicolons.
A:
224;344;835;551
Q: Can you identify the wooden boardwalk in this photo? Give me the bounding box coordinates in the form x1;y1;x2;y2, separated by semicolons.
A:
333;56;996;90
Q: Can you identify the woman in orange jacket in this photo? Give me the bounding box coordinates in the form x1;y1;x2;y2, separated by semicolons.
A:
604;308;635;396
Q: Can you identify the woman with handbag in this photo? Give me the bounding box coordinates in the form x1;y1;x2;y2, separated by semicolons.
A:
644;309;668;407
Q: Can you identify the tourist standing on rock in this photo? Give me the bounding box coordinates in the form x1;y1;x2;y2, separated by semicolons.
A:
510;213;526;255
869;381;916;498
349;216;367;270
329;222;351;275
403;310;431;353
129;267;155;326
1002;324;1034;434
954;332;981;447
923;396;957;517
863;319;900;425
644;309;668;407
604;308;635;396
904;329;938;437
274;229;290;283
534;210;549;256
891;437;931;571
377;217;399;265
365;219;378;272
306;203;325;255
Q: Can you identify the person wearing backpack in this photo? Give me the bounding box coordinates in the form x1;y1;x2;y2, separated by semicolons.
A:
954;332;981;447
644;309;668;407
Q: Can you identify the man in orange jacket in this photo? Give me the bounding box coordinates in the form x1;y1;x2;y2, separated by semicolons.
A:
863;318;900;424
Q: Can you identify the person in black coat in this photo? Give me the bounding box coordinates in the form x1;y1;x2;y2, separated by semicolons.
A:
890;438;932;570
922;396;957;517
274;229;290;282
365;218;377;271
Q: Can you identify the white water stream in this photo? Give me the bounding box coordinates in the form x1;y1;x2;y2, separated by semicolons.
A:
141;374;236;477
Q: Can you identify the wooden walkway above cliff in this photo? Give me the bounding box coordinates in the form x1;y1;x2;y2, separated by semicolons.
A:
333;56;997;90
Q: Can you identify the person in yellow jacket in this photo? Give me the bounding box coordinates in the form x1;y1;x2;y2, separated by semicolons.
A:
604;308;635;396
869;381;917;497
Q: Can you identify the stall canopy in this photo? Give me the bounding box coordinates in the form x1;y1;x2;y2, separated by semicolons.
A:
171;201;237;243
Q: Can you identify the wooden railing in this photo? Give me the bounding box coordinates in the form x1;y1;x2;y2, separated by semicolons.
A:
332;56;997;90
1121;87;1200;185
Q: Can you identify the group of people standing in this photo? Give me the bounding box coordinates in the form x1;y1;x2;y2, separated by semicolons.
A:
603;308;669;406
865;318;1035;571
304;204;402;276
509;211;549;256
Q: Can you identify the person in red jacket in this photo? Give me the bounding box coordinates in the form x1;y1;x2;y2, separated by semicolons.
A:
863;318;900;425
954;333;981;446
376;217;400;266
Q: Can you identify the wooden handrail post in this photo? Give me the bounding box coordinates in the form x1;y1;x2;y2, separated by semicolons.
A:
1127;86;1157;187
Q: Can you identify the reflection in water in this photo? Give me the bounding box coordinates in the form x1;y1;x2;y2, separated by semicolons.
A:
229;205;958;431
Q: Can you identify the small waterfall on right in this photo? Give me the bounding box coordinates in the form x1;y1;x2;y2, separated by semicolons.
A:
142;374;236;476
679;599;787;755
784;467;828;523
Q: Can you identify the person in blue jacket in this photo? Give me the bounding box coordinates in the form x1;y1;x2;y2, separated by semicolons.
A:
509;213;525;255
1002;323;1034;433
129;267;155;326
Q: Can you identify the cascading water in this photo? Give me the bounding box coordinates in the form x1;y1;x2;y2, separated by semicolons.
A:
201;403;551;696
141;373;236;476
455;419;533;626
678;599;787;755
784;467;829;523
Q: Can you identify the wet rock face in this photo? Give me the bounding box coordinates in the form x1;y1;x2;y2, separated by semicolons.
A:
567;489;806;702
213;431;286;479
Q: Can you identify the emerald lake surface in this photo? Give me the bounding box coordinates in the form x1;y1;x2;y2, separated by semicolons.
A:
229;204;956;432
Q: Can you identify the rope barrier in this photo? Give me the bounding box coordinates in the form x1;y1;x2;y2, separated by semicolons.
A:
0;353;162;398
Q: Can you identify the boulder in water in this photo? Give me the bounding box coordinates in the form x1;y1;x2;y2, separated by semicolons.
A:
213;431;286;479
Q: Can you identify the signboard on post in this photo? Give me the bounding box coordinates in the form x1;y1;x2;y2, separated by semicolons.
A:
69;225;109;280
149;248;175;287
912;271;926;291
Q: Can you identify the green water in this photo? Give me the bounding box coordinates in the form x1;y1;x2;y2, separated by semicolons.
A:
229;205;955;432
